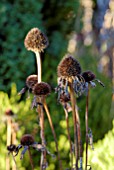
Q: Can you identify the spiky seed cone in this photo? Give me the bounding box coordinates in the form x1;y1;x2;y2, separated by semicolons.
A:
57;55;82;77
32;82;51;96
24;28;49;52
21;134;34;146
82;71;96;82
7;144;16;152
5;109;14;116
26;75;38;90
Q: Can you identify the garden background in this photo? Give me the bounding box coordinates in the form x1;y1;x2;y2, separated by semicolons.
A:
0;0;114;169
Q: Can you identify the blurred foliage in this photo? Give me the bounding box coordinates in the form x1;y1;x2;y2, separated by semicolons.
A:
0;0;113;169
83;120;114;169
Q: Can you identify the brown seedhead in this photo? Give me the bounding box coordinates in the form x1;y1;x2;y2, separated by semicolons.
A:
26;74;38;90
24;28;49;52
82;71;96;82
32;82;51;96
57;54;82;77
21;134;35;146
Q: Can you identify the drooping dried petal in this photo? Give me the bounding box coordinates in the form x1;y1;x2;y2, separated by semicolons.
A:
24;28;49;52
82;71;96;82
26;75;38;90
21;134;35;146
32;82;51;96
57;55;82;77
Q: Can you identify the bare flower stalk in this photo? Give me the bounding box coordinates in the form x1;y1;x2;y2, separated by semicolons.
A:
36;51;41;83
43;98;63;170
85;85;90;170
64;108;73;169
28;147;34;170
6;116;12;170
11;153;18;170
69;78;79;170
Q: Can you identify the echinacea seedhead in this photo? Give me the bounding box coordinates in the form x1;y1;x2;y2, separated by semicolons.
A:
57;55;82;77
32;82;51;96
82;71;96;82
5;109;14;116
24;28;49;53
26;75;38;90
21;134;35;146
7;144;17;152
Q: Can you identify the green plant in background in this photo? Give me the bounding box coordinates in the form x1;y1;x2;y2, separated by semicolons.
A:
83;120;114;170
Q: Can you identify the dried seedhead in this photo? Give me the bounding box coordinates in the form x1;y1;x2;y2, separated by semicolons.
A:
26;74;38;90
5;109;14;116
24;28;49;53
57;54;81;77
56;55;85;98
82;71;96;82
21;134;35;146
18;74;38;96
32;82;51;96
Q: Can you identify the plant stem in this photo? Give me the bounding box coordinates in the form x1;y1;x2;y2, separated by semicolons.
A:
36;51;41;83
12;127;17;170
85;85;90;170
69;78;79;170
75;106;82;170
39;97;47;170
11;153;18;170
6;117;12;170
43;98;63;170
28;147;34;170
64;108;73;169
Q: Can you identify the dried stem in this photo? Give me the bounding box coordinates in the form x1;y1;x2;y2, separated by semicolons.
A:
43;98;63;170
28;147;34;170
11;153;18;170
69;78;79;170
12;127;17;170
39;97;47;170
64;108;73;169
6;117;12;170
36;51;41;83
85;85;90;170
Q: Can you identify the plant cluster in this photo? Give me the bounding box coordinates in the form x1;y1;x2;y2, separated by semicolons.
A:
6;27;104;170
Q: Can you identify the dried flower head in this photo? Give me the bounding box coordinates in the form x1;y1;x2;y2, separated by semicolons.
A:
56;55;85;98
5;109;14;116
57;55;81;77
26;74;38;90
81;71;96;82
24;28;49;52
7;144;17;152
21;134;35;146
32;82;51;96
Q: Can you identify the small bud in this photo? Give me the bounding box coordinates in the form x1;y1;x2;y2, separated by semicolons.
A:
32;82;51;96
7;144;16;152
26;75;38;90
24;28;49;53
5;109;14;116
57;54;81;77
21;134;35;146
81;71;96;82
